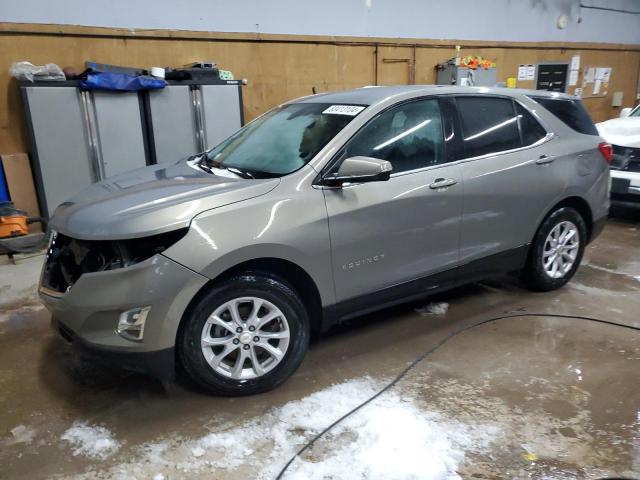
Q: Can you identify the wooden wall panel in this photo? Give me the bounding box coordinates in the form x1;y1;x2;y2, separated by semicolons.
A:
377;46;413;85
491;47;640;122
0;23;639;157
415;45;640;123
0;33;378;154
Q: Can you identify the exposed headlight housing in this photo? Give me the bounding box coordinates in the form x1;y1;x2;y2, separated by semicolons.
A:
106;228;189;270
41;228;188;295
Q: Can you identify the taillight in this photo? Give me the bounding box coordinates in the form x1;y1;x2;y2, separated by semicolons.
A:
598;142;613;164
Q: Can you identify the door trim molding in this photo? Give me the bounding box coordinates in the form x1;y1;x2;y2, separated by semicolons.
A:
321;244;529;331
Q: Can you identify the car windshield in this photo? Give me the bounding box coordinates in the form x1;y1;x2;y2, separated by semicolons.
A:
630;106;640;117
201;103;366;177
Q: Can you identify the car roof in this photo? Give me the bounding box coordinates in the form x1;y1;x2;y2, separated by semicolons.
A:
295;85;577;107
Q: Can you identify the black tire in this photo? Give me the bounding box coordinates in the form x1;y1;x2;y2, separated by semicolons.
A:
178;272;310;396
521;207;587;292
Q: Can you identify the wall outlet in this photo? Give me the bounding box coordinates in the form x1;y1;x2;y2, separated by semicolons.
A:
612;91;623;107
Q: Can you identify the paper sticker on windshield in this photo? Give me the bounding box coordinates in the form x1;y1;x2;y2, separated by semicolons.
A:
322;105;365;116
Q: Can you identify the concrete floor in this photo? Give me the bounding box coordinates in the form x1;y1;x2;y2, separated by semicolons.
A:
0;215;639;479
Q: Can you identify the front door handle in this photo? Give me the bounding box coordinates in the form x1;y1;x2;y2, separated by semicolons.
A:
536;154;555;165
429;177;457;190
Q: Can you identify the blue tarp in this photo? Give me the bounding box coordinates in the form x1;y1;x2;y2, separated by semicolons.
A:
0;160;9;203
80;72;166;91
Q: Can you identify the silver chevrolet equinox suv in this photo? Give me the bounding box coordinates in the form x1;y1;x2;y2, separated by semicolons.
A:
40;86;610;395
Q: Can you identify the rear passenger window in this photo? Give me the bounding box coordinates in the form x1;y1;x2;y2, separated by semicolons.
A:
527;96;598;136
516;103;547;146
456;97;521;159
339;98;445;173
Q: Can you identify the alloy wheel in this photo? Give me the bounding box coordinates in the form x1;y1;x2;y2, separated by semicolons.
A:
542;221;580;279
200;297;290;380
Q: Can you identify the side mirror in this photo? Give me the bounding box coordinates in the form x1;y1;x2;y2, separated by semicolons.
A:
322;156;392;187
620;107;632;118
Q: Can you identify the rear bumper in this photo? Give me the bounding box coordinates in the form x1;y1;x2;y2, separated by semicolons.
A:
611;196;640;209
610;170;640;209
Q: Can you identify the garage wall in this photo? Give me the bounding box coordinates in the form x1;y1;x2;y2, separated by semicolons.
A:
1;23;639;156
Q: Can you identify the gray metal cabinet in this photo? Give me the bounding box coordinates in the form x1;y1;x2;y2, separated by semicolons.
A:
92;91;147;178
200;84;242;149
148;81;244;163
21;83;149;217
148;85;199;164
20;79;244;217
22;85;95;218
436;65;497;87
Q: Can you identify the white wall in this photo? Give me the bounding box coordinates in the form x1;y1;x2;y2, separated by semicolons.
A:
2;0;640;44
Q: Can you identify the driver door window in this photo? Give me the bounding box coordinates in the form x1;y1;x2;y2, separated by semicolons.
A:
338;98;445;174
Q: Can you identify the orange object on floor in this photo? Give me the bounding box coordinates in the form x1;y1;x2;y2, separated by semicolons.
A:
0;213;29;238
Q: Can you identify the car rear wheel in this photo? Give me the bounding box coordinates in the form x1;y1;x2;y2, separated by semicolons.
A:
521;207;587;292
178;272;310;395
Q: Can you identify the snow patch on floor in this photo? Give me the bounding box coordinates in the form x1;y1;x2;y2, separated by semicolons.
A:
0;304;45;324
568;280;633;297
61;422;121;460
0;257;43;310
5;425;36;445
284;392;489;480
415;302;449;316
188;377;385;475
581;260;640;283
65;377;495;479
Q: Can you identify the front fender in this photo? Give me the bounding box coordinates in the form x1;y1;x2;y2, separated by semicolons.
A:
162;182;335;306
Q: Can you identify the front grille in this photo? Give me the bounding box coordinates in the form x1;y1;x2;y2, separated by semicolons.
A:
611;145;640;172
41;233;126;294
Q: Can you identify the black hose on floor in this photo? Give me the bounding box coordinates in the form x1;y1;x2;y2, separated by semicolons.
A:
275;312;640;480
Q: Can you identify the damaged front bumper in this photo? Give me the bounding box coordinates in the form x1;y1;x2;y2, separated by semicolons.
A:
39;254;208;379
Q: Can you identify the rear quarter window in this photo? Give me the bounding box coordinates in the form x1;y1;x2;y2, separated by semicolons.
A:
527;96;598;136
516;103;547;146
455;96;521;158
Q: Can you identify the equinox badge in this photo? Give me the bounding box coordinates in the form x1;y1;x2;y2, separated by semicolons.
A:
342;254;385;270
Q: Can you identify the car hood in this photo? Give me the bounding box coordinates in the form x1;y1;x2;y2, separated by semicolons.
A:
49;159;280;240
596;117;640;148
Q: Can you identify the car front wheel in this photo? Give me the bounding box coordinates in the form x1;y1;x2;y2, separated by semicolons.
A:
178;272;310;395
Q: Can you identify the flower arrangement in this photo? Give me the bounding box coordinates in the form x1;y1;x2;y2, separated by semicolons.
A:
459;55;496;70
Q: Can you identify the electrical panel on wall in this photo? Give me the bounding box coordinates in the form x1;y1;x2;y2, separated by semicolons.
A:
536;64;569;92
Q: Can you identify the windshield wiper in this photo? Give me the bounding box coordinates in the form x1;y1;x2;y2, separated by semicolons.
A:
197;162;213;174
199;155;255;179
199;154;274;179
226;166;254;179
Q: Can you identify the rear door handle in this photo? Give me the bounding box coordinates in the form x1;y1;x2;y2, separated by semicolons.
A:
536;154;555;165
429;177;457;190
